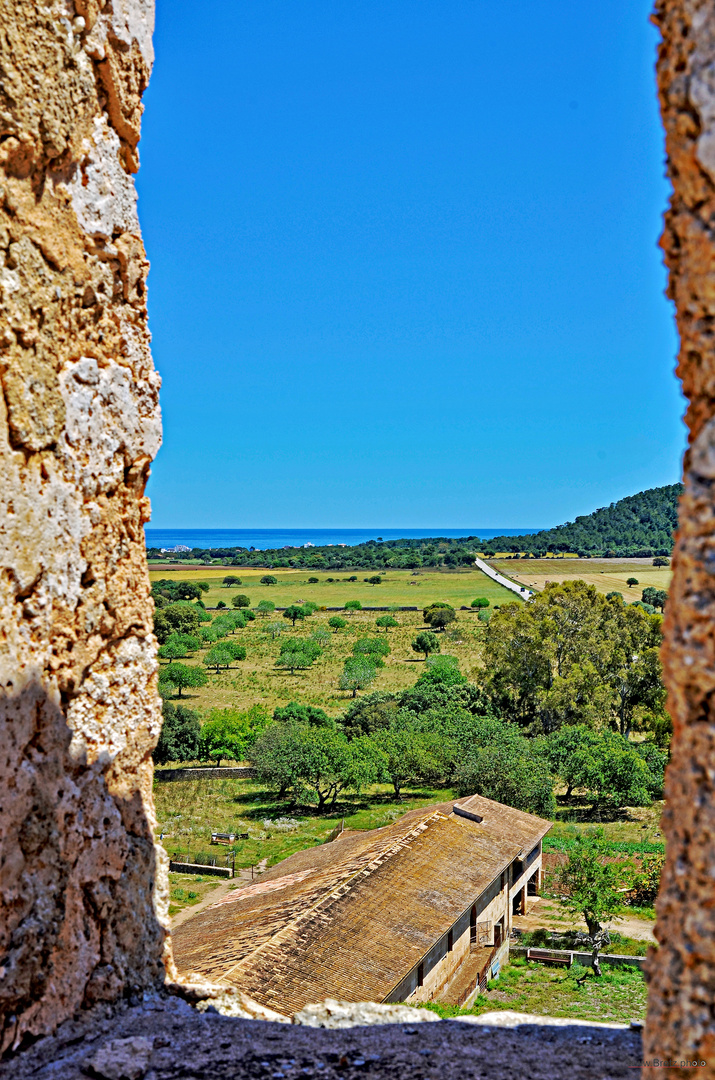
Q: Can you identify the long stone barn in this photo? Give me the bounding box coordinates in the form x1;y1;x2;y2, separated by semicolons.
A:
172;795;550;1015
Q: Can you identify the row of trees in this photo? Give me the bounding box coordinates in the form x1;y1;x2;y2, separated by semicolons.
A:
156;651;666;818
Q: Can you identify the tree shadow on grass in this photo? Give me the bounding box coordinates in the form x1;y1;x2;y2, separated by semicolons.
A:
555;797;648;825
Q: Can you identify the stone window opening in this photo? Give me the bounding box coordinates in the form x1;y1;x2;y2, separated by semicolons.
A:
1;3;714;1076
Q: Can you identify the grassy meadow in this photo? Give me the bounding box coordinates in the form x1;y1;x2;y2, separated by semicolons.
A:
150;564;516;610
151;566;516;716
423;957;647;1023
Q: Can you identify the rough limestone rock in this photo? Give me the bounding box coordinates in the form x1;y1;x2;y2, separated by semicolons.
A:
646;2;715;1076
292;998;442;1028
0;996;644;1080
0;0;167;1053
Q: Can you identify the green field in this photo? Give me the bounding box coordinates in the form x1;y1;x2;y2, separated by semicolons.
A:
490;557;671;601
150;565;518;610
152;566;519;716
158;608;494;716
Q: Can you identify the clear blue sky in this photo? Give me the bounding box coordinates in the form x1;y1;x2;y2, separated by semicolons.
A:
139;0;683;530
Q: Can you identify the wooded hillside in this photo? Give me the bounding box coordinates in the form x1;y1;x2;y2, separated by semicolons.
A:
147;485;682;567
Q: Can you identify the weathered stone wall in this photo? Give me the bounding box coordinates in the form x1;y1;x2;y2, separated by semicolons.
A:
645;2;715;1075
0;0;168;1053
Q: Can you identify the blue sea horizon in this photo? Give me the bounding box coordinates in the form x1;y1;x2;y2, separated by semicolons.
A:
145;527;544;552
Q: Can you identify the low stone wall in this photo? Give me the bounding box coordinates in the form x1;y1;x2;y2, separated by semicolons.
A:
510;946;645;971
155;767;257;782
169;862;233;878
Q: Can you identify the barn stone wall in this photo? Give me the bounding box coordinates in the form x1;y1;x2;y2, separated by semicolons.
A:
0;0;169;1053
646;1;715;1074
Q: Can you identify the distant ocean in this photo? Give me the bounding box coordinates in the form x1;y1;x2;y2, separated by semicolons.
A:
144;528;543;552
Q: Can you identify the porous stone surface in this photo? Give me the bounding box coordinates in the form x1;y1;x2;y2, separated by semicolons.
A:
0;0;167;1054
0;995;643;1080
647;1;715;1075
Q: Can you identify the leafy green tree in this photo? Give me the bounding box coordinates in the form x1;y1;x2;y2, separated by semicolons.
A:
344;600;362;614
626;577;639;588
257;600;276;617
158;640;189;663
642;587;667;612
483;580;665;736
341;692;399;737
198;705;269;765
471;598;490;613
556;832;629;935
376;615;398;631
216;600;227;609
630;853;665;906
222;575;242;587
605;591;623;601
411;631;440;660
153;701;201;764
153;603;201;643
273;701;334;728
228;611;247;631
545;726;664;807
276;638;321;674
352;636;390;668
307;577;319;583
310;629;331;648
423;602;456;631
340;657;376;697
265;622;283;640
301;601;319;616
371;725;444;798
168;632;200;653
199;625;220;645
224;641;247;662
653;557;669;567
172;581;203;602
365;575;382;585
329;616;347;632
231;593;251;609
260;575;278;585
455;725;555;816
212;615;234;637
283;605;306;627
158;663;208;698
203;645;236;672
251;723;381;811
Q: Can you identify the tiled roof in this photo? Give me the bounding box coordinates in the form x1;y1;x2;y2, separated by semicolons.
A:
172;796;550;1016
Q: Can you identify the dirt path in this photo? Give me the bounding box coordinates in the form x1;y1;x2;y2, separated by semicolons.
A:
514;898;656;942
169;859;269;932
